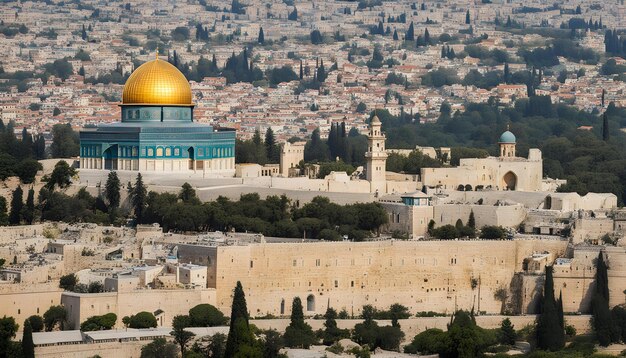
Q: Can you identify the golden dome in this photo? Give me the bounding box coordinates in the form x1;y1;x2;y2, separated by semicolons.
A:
122;58;192;106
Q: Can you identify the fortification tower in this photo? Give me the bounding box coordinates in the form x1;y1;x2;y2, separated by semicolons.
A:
365;114;388;194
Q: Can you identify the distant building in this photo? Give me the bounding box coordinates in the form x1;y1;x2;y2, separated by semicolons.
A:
421;130;543;192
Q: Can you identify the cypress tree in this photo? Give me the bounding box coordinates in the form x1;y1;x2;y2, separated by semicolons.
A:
22;319;34;358
393;29;398;40
592;252;618;346
0;197;8;226
504;63;510;84
602;113;609;141
105;171;121;209
264;128;277;163
424;28;430;44
299;60;303;80
258;27;264;44
317;60;326;82
225;281;257;358
283;297;317;348
131;173;146;224
9;186;23;225
405;22;414;41
468;210;476;229
536;266;565;351
465;10;470;24
22;188;35;225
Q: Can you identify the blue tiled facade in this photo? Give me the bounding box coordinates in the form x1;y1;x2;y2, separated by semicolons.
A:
79;104;236;170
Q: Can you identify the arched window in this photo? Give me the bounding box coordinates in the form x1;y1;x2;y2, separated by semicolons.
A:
156;147;164;157
280;299;285;315
306;294;315;312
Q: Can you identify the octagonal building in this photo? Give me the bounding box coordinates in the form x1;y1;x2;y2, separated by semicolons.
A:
79;56;235;174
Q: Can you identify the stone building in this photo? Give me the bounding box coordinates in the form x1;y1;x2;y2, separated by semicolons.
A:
365;114;388;194
421;130;543;192
279;141;305;177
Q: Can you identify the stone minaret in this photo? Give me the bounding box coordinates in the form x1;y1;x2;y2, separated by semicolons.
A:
365;114;388;194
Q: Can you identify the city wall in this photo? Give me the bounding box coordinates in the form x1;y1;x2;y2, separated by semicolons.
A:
433;203;527;228
0;285;62;324
206;240;569;318
36;341;143;358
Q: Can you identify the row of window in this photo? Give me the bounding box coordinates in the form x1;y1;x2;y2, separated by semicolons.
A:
81;145;234;158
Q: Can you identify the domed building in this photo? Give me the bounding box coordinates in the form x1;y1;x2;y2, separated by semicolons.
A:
421;130;543;192
79;56;235;174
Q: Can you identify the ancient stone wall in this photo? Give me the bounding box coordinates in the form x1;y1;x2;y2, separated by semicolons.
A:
210;240;568;317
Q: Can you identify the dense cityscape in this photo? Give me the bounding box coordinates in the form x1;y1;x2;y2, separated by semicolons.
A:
0;0;625;357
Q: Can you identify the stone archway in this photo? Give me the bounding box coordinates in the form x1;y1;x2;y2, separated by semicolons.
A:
306;294;315;312
103;145;118;170
502;171;517;191
187;147;195;170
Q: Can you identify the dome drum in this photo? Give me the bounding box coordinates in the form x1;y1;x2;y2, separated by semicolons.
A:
121;105;193;123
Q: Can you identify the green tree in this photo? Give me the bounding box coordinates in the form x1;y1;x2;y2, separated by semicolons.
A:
479;225;506;240
264;128;278;163
80;313;117;331
405;22;414;41
468;210;476;229
22;188;35;225
179;182;200;204
26;315;44;332
140;338;178;358
432;224;457;240
499;318;516;345
188;304;227;327
15;160;42;184
592;252;618;346
105;171;121;209
59;273;78;291
0;197;8;226
171;315;195;357
447;310;496;357
260;329;283;357
321;307;349;345
225;281;260;358
207;332;227;358
50;123;79;158
22;319;34;358
8;186;23;225
536;266;565;351
258;27;264;44
45;160;77;190
0;316;18;358
43;305;67;331
128;312;157;329
131;173;147;223
283;297;317;348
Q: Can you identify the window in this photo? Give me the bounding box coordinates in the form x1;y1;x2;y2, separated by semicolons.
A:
250;261;253;268
315;259;320;266
306;295;315;311
334;280;338;288
147;148;154;156
165;147;172;156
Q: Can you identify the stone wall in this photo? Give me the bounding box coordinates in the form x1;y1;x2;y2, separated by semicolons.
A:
207;240;569;318
433;204;527;228
36;341;143;358
62;288;217;329
0;287;62;325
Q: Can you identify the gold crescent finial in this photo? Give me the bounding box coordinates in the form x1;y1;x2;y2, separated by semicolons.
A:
156;47;159;60
507;124;510;131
